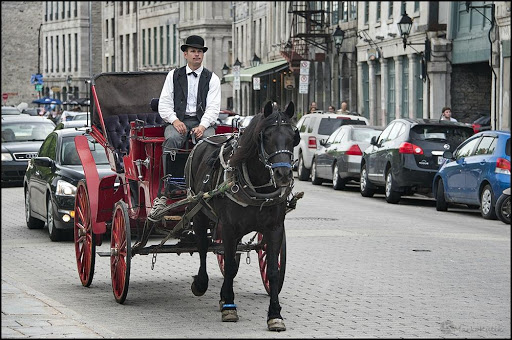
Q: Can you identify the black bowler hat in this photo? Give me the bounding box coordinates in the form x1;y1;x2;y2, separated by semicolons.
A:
181;35;208;52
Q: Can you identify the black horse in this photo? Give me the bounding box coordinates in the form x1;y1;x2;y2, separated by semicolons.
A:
184;101;298;331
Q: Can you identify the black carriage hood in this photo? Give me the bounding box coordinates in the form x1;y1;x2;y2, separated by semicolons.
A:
91;72;168;128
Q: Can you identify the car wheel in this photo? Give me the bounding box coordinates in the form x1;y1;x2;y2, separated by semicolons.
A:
25;188;44;229
480;184;497;220
297;154;310;181
311;159;322;185
385;169;401;204
47;196;64;242
435;179;448;211
495;192;511;225
360;164;375;197
332;163;346;190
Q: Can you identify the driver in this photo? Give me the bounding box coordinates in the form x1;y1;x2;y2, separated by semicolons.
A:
158;35;221;150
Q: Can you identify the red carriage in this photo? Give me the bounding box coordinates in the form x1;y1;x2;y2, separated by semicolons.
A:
73;72;297;304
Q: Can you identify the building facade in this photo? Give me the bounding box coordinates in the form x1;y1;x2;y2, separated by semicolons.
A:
2;1;510;130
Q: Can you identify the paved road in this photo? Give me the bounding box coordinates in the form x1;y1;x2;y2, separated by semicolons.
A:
2;179;510;338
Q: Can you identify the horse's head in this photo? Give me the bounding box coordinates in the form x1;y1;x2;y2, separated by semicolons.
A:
258;101;298;188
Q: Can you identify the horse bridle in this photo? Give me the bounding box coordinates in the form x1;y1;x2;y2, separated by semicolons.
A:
258;115;295;171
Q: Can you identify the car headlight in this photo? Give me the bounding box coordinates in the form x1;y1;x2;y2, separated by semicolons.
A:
1;153;14;161
56;180;77;196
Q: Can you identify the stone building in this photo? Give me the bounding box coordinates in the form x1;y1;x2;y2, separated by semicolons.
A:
1;1;43;106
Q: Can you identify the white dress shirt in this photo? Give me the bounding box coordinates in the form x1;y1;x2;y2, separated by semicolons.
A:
159;65;221;129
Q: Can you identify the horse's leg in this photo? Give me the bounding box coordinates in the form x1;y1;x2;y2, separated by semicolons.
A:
191;212;209;296
266;226;286;331
220;229;239;322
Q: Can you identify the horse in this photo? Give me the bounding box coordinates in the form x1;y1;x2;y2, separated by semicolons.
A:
184;100;298;331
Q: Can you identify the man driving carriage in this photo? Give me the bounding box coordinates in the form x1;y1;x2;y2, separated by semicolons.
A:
158;35;221;150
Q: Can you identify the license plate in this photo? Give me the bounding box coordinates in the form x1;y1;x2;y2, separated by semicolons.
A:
438;157;445;165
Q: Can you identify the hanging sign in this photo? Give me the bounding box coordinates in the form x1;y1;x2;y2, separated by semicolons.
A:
253;77;260;90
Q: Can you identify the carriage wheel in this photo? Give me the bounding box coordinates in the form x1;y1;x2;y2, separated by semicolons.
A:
111;201;131;304
74;181;96;287
257;231;286;295
215;222;240;276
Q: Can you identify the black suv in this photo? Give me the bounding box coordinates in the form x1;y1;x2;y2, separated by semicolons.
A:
360;118;474;204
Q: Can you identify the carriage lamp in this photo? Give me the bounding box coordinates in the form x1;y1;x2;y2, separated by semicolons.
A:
332;25;345;54
251;54;261;67
222;63;230;76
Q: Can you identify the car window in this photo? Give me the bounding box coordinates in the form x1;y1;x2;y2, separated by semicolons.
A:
378;122;395;144
1;121;55;142
38;133;57;159
326;128;341;144
318;117;346;135
387;122;404;141
455;137;481;159
475;136;496;155
299;117;310;133
352;128;382;142
334;128;346;143
61;136;109;165
411;125;474;145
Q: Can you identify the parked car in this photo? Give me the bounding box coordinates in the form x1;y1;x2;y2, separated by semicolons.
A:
1;115;55;185
294;112;369;181
54;120;90;130
71;112;90;121
23;128;113;241
240;115;255;129
311;125;384;190
1;106;22;115
472;115;491;133
432;130;510;219
360;118;474;204
22;107;44;116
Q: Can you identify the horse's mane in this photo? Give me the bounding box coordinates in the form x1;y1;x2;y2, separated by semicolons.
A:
229;109;290;168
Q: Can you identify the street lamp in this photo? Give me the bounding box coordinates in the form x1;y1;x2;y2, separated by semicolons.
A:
397;12;413;49
222;63;230;76
234;58;242;68
332;25;345;53
251;54;261;67
66;75;72;87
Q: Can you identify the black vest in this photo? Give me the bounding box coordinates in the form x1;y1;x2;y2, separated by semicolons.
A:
173;66;212;121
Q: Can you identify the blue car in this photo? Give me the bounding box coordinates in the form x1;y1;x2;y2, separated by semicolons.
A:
433;130;511;219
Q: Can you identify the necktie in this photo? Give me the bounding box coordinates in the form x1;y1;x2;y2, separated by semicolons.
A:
188;71;197;77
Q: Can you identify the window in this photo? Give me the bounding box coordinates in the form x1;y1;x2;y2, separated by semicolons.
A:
106;19;109;39
402;56;409;118
350;1;357;20
332;1;339;24
111;19;115;39
387;58;395;123
173;25;177;63
148;28;151;65
68;34;72;71
377;2;381;21
154;27;157;65
74;1;77;17
415;58;423;118
364;2;369;24
362;63;369;118
63;34;66;72
475;136;496;155
166;25;170;65
401;1;406;15
51;36;54;73
414;1;420;12
388;1;393;19
160;26;164;65
74;33;78;71
142;29;146;66
56;36;59;72
120;35;124;71
456;137;480;159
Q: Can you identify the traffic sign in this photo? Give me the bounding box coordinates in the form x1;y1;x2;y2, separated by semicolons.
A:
300;60;310;75
299;75;309;94
35;84;43;91
253;77;260;90
2;93;8;101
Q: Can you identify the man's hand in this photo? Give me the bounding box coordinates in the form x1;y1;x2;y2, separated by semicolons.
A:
191;125;206;139
172;120;187;135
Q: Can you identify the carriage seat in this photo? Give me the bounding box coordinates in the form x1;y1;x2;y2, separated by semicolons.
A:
104;112;165;172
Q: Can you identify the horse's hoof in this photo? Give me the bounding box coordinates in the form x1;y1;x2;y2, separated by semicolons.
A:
267;318;286;332
221;309;239;322
191;281;205;296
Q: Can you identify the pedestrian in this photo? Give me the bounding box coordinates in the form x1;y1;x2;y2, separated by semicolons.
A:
339;101;350;114
308;101;318;114
440;107;457;122
327;105;336;113
158;35;221;150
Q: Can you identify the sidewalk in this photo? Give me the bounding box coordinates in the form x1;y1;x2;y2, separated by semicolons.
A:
1;275;117;338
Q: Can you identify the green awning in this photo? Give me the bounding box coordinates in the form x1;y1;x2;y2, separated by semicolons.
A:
224;59;288;82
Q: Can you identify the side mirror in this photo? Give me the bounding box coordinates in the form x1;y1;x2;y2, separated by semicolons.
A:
443;150;454;159
34;157;54;168
319;139;327;146
150;98;159;112
370;136;378;146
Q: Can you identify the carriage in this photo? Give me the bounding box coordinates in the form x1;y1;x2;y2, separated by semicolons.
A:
73;72;302;329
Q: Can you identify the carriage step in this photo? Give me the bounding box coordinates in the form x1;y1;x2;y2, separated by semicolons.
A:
97;251;110;257
164;215;182;221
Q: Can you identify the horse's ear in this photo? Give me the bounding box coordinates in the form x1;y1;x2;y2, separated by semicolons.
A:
284;102;295;118
263;101;273;117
